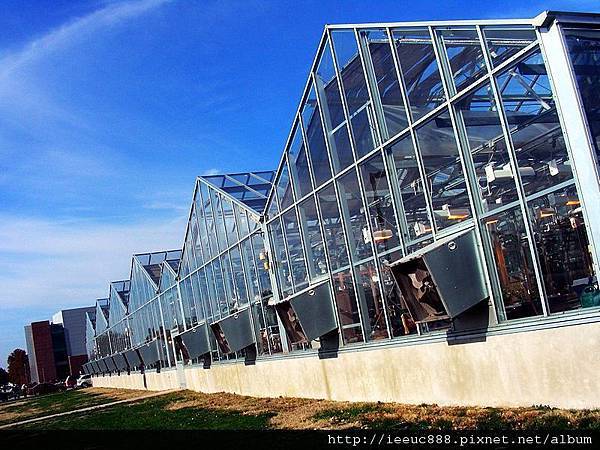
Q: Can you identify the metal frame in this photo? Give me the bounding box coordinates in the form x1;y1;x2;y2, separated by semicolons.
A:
89;11;600;368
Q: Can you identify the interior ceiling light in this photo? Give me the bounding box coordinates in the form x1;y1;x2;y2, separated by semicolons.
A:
373;229;393;242
414;222;432;236
485;162;535;183
537;207;555;219
485;218;499;226
435;205;470;220
566;198;581;206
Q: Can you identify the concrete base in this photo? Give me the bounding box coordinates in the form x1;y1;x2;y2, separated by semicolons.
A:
93;322;600;409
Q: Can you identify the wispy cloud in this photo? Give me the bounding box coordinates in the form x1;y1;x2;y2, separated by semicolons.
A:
202;168;222;176
0;0;171;130
0;0;171;79
0;214;186;308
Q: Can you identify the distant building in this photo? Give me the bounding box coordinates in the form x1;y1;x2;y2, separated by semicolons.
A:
25;306;95;382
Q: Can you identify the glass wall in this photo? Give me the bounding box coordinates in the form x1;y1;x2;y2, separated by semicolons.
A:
91;17;600;370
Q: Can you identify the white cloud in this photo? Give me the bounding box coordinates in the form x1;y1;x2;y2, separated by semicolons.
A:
0;0;171;131
0;214;186;308
202;168;222;176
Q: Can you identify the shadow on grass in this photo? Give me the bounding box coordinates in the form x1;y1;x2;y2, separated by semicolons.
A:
20;394;274;430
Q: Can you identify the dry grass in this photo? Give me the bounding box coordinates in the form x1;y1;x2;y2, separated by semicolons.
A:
6;388;600;430
162;391;600;430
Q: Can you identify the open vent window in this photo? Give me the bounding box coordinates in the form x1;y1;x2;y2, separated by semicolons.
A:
389;228;489;324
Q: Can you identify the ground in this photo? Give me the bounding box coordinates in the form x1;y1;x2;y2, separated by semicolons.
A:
1;388;599;430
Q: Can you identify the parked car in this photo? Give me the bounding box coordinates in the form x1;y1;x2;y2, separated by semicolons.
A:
31;382;60;396
65;375;77;389
76;374;92;388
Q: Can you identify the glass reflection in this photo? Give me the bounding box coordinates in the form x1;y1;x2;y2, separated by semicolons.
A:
360;29;408;139
332;268;364;344
331;30;378;158
359;152;401;253
269;218;293;296
416;108;472;230
483;27;536;68
456;83;519;211
438;28;487;93
482;207;542;320
303;87;333;186
497;51;573;196
282;208;308;291
389;134;432;242
288;123;313;198
298;195;328;279
318;183;350;271
564;29;600;171
275;158;294;210
392;28;445;120
355;260;388;340
337;169;374;262
529;186;597;313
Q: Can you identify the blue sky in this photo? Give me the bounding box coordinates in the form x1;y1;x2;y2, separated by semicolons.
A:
1;0;598;368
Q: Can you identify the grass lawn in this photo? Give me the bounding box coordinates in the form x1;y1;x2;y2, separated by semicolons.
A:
0;388;143;426
9;389;600;431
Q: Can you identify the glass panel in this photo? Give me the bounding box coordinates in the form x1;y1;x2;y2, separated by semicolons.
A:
202;184;218;258
229;245;249;308
288;123;313;198
392;28;445;120
317;183;350;271
196;185;212;260
456;83;519;211
212;258;229;317
211;191;228;253
316;39;354;174
282;208;308;291
337;169;374;262
267;191;279;219
483;27;537;68
361;28;408;139
303;96;333;187
252;233;272;298
221;252;236;312
233;205;250;237
331;30;378;158
438;28;487;93
315;39;346;129
355;260;388;340
330;122;354;173
389;134;432;242
332;268;364;344
482;207;542;320
241;238;260;303
222;197;237;247
275;157;294;211
528;186;597;313
497;51;573;197
359;152;401;253
416;107;472;230
298;195;327;279
205;263;221;322
564;28;600;171
196;268;213;321
378;251;418;337
268;218;293;296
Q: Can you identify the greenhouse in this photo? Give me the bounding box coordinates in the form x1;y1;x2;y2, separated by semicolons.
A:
84;11;600;408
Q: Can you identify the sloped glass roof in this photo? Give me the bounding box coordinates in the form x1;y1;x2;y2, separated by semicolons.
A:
134;249;182;285
110;280;131;307
200;171;275;213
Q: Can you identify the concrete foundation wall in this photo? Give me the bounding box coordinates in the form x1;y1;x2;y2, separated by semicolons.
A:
93;322;600;409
